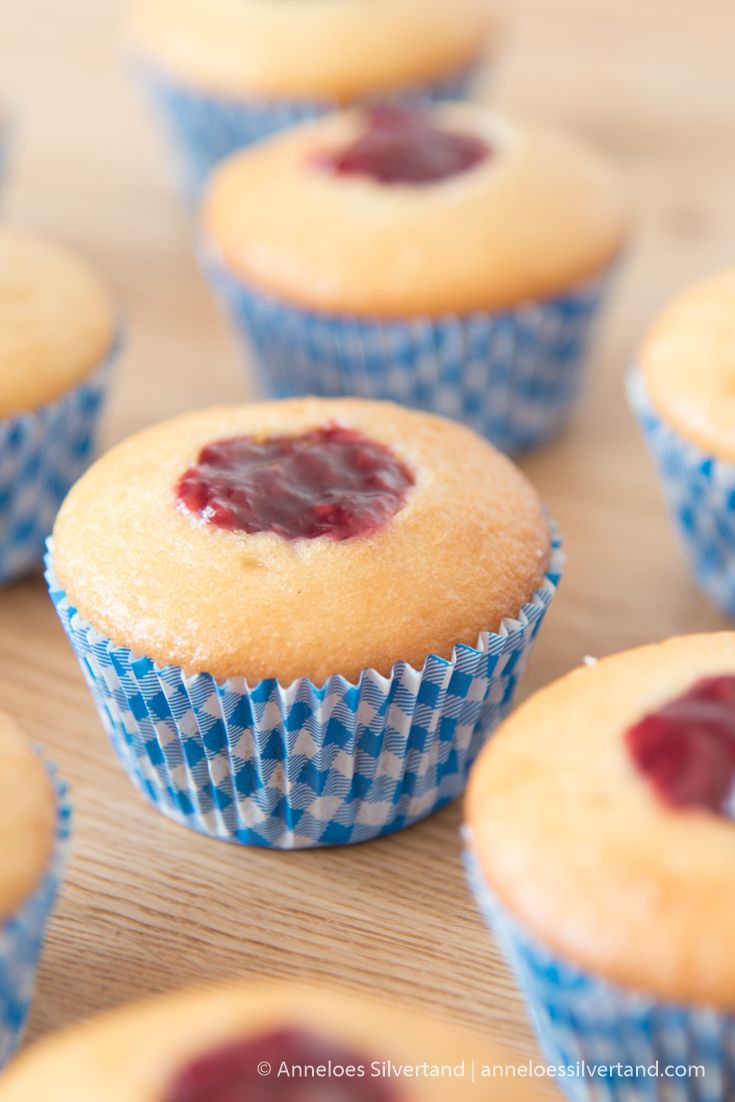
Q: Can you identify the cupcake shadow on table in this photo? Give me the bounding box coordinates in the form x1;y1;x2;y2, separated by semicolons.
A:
46;396;561;849
0;229;118;584
127;0;497;201
199;103;628;455
465;633;735;1102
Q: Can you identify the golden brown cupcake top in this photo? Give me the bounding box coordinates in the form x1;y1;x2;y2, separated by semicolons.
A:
0;713;56;921
127;0;495;100
640;268;735;462
0;982;534;1101
0;229;114;417
52;397;550;685
203;104;628;318
467;633;735;1008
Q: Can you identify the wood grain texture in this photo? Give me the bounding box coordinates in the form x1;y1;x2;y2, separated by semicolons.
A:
0;0;734;1067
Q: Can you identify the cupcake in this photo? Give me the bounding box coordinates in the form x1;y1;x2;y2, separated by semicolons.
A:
127;0;496;200
0;712;70;1067
465;633;735;1102
0;112;10;195
629;269;735;616
0;228;117;583
47;396;560;849
201;103;628;454
0;980;532;1100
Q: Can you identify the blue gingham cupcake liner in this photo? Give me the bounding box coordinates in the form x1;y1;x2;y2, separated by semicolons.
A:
628;368;735;617
44;532;562;850
0;763;71;1068
0;341;119;586
137;64;479;202
204;254;612;455
464;846;734;1102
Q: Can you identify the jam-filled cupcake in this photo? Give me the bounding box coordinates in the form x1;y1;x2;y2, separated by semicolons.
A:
466;633;735;1102
629;269;735;616
202;103;628;454
127;0;496;200
0;228;117;583
0;713;70;1067
47;397;560;848
0;981;533;1100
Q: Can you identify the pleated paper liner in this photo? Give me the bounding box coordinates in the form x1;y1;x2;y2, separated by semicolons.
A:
46;531;562;849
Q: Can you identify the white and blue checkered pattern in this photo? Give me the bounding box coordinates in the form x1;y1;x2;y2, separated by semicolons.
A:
45;534;561;850
0;345;117;585
465;847;734;1102
0;763;70;1069
628;368;735;617
204;257;610;455
137;65;478;202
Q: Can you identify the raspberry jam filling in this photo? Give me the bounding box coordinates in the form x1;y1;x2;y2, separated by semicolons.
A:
625;675;735;816
313;106;490;185
176;425;414;541
164;1027;404;1102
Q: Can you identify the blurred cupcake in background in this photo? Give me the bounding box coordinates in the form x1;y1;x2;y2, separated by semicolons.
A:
0;981;533;1100
466;634;735;1101
629;269;735;616
127;0;497;200
201;103;628;454
47;396;560;849
0;229;118;584
0;111;11;197
0;712;70;1068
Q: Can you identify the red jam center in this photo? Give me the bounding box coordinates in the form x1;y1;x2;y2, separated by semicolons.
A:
164;1027;404;1102
313;106;490;185
625;675;735;816
176;425;414;541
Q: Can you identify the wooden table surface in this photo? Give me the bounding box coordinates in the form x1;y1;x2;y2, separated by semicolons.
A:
2;0;735;1068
